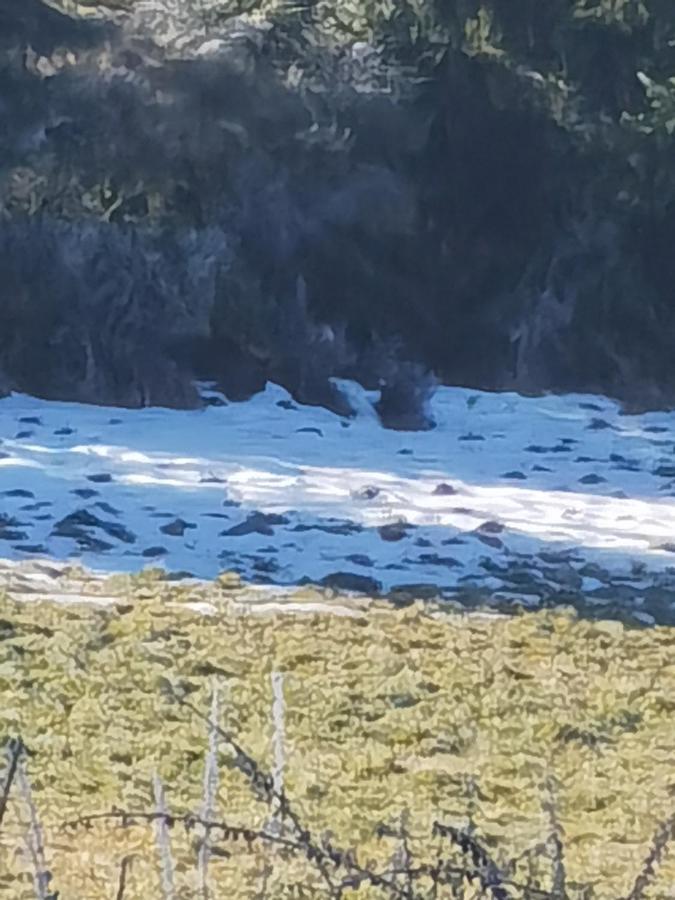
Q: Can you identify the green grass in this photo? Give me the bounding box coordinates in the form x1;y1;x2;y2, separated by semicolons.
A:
1;571;675;898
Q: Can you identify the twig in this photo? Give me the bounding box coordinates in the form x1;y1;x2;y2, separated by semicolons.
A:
400;809;414;900
271;671;286;820
62;808;415;900
166;685;341;897
625;811;675;900
115;855;133;900
542;775;566;899
198;682;220;899
433;821;510;900
0;737;24;830
153;773;175;900
64;809;324;857
17;755;51;900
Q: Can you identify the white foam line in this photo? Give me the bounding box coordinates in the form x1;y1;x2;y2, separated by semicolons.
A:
0;379;674;595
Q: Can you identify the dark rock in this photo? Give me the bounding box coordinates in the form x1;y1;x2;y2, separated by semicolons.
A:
164;570;198;581
71;489;98;499
87;473;113;484
292;521;363;536
375;363;436;431
252;558;279;574
0;530;28;541
142;546;167;557
14;431;33;439
203;395;227;407
378;522;411;542
277;400;298;411
320;572;382;595
644;425;668;433
200;475;226;484
102;522;136;544
78;535;114;553
160;518;197;537
389;584;443;603
290;379;355;418
579;473;607;484
19;416;41;425
545;564;582;590
0;514;23;529
578;563;612;582
109;419;123;425
476;520;504;534
433;483;458;496
532;465;552;472
55;427;75;435
295;427;323;436
459;433;485;441
474;534;504;549
501;471;527;480
346;554;374;568
223;512;289;537
654;466;675;478
52;509;135;544
525;445;548;453
539;550;575;565
587;418;613;431
52;510;101;538
352;486;380;501
418;553;462;568
95;501;122;516
14;544;47;554
579;402;603;411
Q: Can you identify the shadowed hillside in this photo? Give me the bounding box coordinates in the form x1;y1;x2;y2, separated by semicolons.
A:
2;1;675;416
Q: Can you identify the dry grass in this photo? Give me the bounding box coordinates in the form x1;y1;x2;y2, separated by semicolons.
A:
0;574;674;897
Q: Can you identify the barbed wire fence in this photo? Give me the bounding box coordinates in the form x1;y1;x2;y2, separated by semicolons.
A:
1;678;673;900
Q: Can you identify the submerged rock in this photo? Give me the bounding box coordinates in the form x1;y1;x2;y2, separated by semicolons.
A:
222;512;289;537
320;572;382;595
378;522;412;542
160;518;197;537
52;509;136;544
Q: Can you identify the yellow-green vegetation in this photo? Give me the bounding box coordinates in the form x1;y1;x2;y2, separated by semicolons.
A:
1;572;675;898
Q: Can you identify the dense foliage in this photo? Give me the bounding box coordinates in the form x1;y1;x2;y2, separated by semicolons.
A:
3;0;675;413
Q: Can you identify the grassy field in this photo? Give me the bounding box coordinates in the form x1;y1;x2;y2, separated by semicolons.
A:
1;571;675;898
